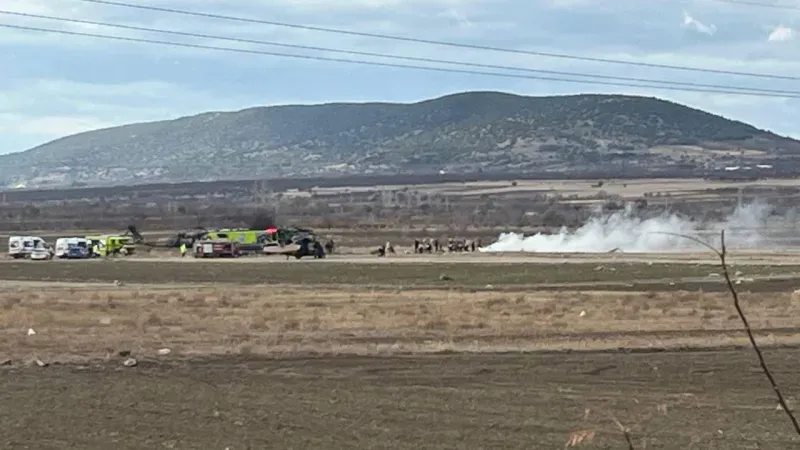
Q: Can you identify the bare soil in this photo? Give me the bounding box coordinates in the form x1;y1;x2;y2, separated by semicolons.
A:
2;250;800;448
2;257;800;293
1;351;799;449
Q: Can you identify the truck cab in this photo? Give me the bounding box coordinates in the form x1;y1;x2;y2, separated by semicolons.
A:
86;235;136;257
207;229;264;252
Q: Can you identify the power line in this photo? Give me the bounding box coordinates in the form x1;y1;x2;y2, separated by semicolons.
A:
707;0;800;11
3;22;799;99
5;10;800;96
74;0;800;82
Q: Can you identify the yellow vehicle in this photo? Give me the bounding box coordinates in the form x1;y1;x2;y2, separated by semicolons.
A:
86;235;137;257
205;228;265;251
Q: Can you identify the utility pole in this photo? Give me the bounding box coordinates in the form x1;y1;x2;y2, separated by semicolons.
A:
251;180;273;212
737;187;744;210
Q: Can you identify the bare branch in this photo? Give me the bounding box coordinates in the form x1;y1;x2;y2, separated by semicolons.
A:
661;229;800;436
718;230;800;435
648;231;721;257
610;416;635;450
601;410;635;450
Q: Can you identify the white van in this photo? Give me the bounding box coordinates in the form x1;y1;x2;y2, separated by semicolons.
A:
8;236;45;259
55;237;89;258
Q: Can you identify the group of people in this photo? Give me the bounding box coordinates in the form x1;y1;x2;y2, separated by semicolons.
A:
370;238;483;256
413;237;483;254
370;237;484;257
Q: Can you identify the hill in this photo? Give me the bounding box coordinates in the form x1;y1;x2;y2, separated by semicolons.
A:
2;91;798;188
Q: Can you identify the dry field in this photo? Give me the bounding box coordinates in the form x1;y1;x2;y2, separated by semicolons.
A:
319;177;800;198
6;177;800;447
2;277;800;448
1;350;798;449
3;284;800;361
3;250;800;447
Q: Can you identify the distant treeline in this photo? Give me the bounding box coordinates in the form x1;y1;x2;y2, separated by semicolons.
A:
2;166;798;203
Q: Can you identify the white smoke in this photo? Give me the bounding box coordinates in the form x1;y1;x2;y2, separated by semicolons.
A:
481;201;774;253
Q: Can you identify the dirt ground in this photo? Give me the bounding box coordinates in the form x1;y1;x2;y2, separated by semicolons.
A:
2;256;800;293
6;178;800;448
1;351;799;449
323;177;800;198
51;249;800;264
2;254;800;448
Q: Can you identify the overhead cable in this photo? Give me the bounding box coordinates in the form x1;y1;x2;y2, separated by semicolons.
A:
3;22;800;98
706;0;800;11
72;0;800;81
3;10;799;96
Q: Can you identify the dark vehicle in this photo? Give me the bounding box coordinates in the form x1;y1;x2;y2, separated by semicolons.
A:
263;235;325;259
66;246;90;259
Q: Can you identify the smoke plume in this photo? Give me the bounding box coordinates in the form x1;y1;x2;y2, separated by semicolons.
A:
481;201;775;253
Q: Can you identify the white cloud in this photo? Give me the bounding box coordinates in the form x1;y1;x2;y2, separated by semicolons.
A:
3;0;80;14
768;25;795;41
262;0;484;11
437;9;473;28
682;10;717;35
541;0;596;8
0;78;267;150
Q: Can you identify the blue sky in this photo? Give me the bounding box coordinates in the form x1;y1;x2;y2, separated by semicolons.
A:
2;0;800;155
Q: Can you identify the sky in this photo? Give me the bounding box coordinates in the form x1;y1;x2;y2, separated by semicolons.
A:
2;0;800;155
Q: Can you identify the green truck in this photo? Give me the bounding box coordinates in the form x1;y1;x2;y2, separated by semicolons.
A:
203;227;313;251
203;229;265;252
86;235;137;257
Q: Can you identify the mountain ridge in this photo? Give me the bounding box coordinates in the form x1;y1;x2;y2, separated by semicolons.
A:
2;90;797;188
